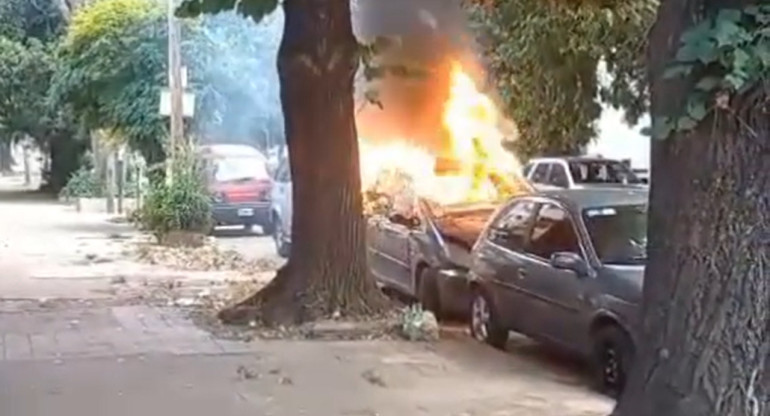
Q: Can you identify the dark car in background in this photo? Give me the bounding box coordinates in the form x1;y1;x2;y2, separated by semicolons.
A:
367;199;498;318
468;188;648;396
198;144;274;234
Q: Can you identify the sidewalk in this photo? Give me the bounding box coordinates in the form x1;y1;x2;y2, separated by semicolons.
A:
0;177;613;416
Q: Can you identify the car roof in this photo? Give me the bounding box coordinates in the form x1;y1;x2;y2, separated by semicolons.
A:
197;144;266;159
523;188;648;210
527;156;620;164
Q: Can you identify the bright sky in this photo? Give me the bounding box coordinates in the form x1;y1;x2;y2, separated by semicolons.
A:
587;108;650;170
587;60;651;170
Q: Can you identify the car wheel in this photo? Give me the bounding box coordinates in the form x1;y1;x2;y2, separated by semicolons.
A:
469;288;507;350
417;267;443;319
272;214;290;258
261;218;276;236
592;325;635;398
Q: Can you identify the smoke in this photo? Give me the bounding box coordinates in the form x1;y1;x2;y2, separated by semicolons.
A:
352;0;489;156
193;10;284;150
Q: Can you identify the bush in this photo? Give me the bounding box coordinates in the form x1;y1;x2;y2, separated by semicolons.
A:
137;157;212;239
59;166;103;199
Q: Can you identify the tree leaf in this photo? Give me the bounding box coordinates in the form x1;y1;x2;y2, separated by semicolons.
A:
687;100;707;121
663;64;692;79
651;116;673;140
677;116;698;131
695;76;721;91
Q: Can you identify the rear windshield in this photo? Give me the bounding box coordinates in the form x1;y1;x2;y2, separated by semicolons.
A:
210;157;269;182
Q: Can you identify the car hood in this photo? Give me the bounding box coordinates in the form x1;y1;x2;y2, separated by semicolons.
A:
415;199;493;269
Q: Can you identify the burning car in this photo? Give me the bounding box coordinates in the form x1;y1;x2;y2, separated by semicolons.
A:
360;61;534;316
368;198;499;318
198;144;274;234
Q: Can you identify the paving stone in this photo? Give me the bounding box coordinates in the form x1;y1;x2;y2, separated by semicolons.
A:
29;333;59;359
4;333;32;361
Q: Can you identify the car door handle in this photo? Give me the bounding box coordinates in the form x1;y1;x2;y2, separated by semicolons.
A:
517;269;528;279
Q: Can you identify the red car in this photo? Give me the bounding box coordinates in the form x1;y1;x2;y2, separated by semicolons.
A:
198;144;274;234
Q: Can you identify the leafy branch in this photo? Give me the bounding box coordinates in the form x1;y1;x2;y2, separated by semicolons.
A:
654;6;770;140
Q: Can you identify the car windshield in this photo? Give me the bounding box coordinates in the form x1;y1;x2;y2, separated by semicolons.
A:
569;160;642;184
583;204;647;265
211;157;269;182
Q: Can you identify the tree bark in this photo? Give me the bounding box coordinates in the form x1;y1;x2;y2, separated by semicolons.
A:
219;0;386;326
0;141;14;174
613;1;769;416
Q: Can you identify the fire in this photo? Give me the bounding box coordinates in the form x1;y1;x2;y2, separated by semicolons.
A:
359;61;532;209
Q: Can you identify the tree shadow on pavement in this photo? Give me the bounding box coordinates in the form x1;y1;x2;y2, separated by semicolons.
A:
435;325;595;391
0;189;59;205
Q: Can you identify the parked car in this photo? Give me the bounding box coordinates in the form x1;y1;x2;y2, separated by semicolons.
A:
198;144;274;234
367;198;499;318
468;188;648;396
270;156;292;258
522;156;648;190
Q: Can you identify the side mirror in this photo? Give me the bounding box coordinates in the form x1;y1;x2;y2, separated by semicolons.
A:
550;252;588;277
489;226;511;241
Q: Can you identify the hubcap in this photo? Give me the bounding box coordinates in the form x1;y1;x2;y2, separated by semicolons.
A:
603;344;621;388
471;294;491;341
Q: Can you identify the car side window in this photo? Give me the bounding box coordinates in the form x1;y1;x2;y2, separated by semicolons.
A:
488;200;537;251
531;163;550;183
522;163;534;177
548;164;570;188
527;203;581;260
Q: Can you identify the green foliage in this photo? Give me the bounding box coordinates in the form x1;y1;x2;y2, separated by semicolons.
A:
59;165;104;199
0;36;63;141
52;0;168;165
176;0;279;23
137;151;212;237
654;6;770;140
467;0;656;157
0;0;65;42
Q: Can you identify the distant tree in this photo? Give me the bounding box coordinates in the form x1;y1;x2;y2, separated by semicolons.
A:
466;0;655;157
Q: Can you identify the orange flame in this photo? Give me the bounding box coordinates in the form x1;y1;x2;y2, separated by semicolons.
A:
359;61;532;208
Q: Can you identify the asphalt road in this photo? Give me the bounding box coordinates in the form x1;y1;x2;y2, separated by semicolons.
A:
212;226;282;262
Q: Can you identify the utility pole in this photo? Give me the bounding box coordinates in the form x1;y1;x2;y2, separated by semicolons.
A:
167;0;184;182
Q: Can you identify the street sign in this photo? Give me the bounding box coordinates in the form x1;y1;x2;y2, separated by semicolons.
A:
159;89;195;117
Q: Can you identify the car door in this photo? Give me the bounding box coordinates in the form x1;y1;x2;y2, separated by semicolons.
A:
377;215;415;293
474;199;539;332
517;202;590;349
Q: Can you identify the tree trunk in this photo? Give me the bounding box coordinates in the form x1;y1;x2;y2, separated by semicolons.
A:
613;1;769;416
219;0;385;326
0;141;14;174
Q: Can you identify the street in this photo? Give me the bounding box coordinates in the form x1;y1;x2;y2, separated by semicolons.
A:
0;174;612;416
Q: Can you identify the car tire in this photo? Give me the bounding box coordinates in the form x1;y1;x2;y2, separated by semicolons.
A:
272;214;290;258
261;218;276;236
592;324;635;398
469;287;507;350
417;267;443;320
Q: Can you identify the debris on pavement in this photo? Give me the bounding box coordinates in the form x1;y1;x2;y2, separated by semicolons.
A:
131;241;281;273
399;305;440;342
361;369;387;387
